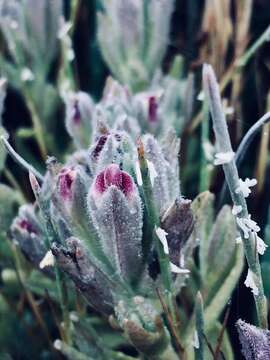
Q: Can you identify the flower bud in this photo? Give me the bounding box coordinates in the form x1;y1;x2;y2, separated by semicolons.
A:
89;131;136;175
53;165;92;238
11;204;52;275
65;92;94;149
91;164;134;203
88;164;143;284
134;91;163;129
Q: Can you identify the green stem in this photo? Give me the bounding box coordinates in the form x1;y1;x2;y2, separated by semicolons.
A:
1;136;44;181
199;98;211;192
24;92;47;160
238;25;270;67
203;64;268;328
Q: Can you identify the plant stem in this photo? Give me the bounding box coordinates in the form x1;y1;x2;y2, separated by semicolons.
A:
137;140;173;294
189;25;270;133
24;93;47;160
199;98;211;192
218;111;270;207
203;63;268;328
237;24;270;67
1;136;44;181
137;139;177;324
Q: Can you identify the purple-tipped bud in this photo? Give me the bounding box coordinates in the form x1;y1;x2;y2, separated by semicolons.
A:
65;91;94;149
57;167;77;202
18;218;38;235
11;205;52;276
92;164;134;202
72;100;81;125
148;96;158;123
91;134;108;160
88;164;143;283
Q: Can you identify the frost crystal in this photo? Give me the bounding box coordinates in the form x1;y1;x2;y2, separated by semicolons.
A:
236;236;242;244
214;151;235;165
135;159;157;187
135;161;143;186
235;178;257;198
255;234;268;256
170;262;190;274
58;18;72;39
202;141;214;161
54;339;62;350
155;227;169;254
192;330;200;349
147;160;158;186
236;215;260;239
39;250;55;269
21;68;35;82
197;91;204;101
244;269;258;296
232;205;243;215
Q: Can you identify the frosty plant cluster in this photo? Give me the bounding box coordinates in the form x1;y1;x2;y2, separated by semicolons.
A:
0;69;247;359
1;0;270;359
